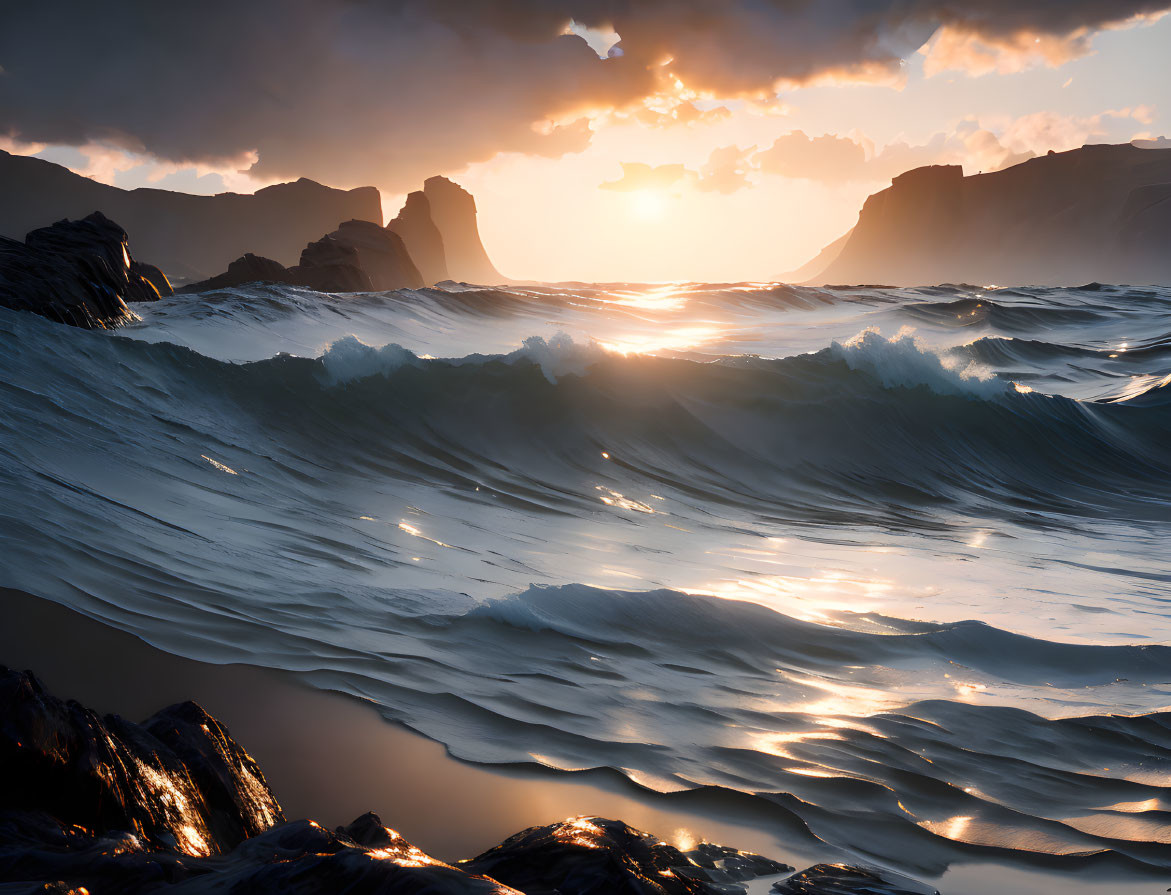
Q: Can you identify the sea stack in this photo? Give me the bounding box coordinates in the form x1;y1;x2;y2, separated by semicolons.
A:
325;219;423;290
180;222;425;294
387;190;449;285
293;234;376;292
423;176;504;284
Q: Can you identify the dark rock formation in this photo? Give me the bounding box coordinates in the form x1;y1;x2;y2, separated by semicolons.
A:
685;841;795;885
770;863;939;894
0;236;132;329
144;702;283;846
424;176;505;284
805;143;1171;286
0;150;381;282
293;234;375;292
781;228;852;284
24;212;166;303
388;190;450;285
0;670;936;895
175;814;523;894
1118;181;1171;265
181;223;422;294
0;666;283;856
463;816;792;895
325;219;423;290
0;809;524;895
177;253;291;293
0;212;169;329
132;261;175;298
180;238;376;295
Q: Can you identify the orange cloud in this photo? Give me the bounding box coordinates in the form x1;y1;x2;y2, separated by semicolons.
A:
3;0;1168;193
921;10;1169;77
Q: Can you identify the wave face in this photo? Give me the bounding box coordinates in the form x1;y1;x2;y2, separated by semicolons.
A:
3;281;1171;879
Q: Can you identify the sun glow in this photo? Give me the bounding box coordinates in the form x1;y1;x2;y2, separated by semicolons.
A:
600;284;688;311
684;569;893;621
629;190;667;220
598;325;720;355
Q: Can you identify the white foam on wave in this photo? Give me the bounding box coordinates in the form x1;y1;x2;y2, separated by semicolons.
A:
318;327;1022;399
506;332;604;384
318;335;419;384
319;331;607;387
831;327;1008;398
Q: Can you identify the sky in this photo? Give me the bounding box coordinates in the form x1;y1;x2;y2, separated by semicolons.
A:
2;2;1170;282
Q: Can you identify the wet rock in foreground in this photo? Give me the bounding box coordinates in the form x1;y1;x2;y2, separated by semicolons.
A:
0;666;939;894
772;863;940;894
464;816;793;895
0;666;284;857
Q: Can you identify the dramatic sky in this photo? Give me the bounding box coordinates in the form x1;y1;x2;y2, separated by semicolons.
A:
2;1;1170;281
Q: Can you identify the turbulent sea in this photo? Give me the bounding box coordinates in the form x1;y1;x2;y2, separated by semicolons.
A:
3;280;1171;885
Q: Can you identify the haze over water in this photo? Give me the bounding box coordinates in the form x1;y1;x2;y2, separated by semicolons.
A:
3;280;1171;885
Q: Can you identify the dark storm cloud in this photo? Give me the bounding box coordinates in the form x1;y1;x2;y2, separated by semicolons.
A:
0;1;1166;189
0;1;632;189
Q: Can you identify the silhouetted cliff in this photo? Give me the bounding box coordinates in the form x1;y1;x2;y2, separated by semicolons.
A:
388;190;449;285
180;220;424;294
327;219;423;290
423;176;505;284
0;150;381;281
806;143;1171;286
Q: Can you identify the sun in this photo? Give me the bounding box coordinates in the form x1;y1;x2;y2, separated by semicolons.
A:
629;190;667;221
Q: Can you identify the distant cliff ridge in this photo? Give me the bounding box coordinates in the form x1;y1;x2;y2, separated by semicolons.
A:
180;176;506;294
804;143;1171;287
0;151;381;281
0;150;507;289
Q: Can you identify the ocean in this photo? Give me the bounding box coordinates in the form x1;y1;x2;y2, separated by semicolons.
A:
2;280;1170;883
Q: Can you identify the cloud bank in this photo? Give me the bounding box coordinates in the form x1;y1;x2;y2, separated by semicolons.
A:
1;1;1167;189
601;106;1160;195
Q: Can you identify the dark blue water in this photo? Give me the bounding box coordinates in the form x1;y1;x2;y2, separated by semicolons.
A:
2;281;1171;882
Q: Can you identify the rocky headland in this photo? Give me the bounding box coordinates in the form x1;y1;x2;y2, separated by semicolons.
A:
421;176;504;285
802;142;1171;286
0;151;381;282
182;177;503;294
0;164;506;327
0;150;506;311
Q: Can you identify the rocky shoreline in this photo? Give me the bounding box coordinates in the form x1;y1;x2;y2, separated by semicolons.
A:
0;169;505;331
0;664;937;894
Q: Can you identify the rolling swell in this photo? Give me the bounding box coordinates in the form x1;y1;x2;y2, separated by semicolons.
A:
899;296;1110;332
7;307;1170;532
